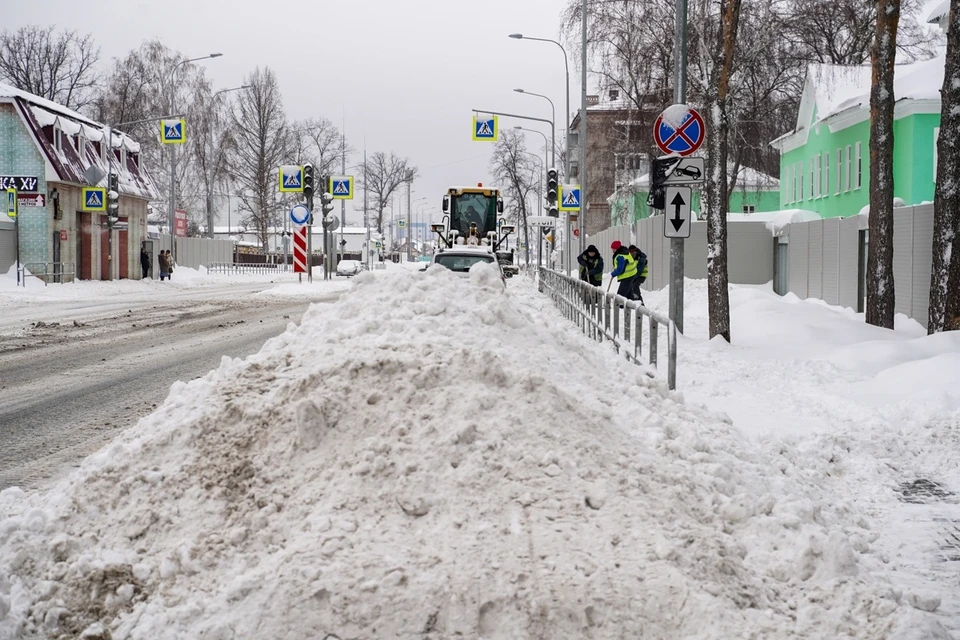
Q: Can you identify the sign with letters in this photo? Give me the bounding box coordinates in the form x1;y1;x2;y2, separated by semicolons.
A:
0;176;39;192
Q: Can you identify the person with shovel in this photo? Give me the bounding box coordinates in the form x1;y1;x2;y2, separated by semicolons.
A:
608;240;639;300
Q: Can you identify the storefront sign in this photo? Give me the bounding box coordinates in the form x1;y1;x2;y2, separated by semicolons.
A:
17;193;45;208
0;176;39;192
174;208;188;237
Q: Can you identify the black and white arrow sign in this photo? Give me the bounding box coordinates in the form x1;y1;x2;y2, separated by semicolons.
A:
663;186;692;238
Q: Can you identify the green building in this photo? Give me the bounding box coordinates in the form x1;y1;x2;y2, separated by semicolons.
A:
770;53;943;218
608;164;780;225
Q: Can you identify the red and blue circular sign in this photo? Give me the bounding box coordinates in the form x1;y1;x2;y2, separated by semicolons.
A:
654;107;705;156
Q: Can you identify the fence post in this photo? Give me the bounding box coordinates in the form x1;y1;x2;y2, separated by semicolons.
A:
649;316;658;369
667;321;677;390
635;311;643;363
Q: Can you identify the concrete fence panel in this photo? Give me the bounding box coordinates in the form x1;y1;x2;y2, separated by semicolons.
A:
727;221;774;285
892;208;915;319
838;216;861;311
808;219;824;300
908;204;934;326
821;218;841;305
788;223;810;299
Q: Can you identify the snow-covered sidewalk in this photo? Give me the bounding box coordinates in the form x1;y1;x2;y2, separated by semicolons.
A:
0;266;957;639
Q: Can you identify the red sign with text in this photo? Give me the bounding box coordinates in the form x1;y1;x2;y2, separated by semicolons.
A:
174;209;188;237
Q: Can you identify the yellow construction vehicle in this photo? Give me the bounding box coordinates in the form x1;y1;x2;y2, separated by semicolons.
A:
432;184;514;251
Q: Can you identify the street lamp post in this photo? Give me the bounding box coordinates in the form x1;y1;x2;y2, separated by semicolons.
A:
513;126;549;192
509;33;580;267
167;53;222;258
513;89;555;155
206;85;249;240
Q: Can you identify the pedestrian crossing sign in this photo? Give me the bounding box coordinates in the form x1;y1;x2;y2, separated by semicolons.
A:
279;165;304;192
473;115;498;141
329;175;354;200
398;219;407;228
558;184;581;212
6;188;16;219
160;119;186;144
82;187;107;211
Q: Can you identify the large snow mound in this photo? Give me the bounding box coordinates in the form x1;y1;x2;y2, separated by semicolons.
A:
0;265;939;639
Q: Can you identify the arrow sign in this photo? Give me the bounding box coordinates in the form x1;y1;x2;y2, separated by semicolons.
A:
663;186;691;239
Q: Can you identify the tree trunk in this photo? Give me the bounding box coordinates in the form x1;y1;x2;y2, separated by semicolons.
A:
928;0;960;333
704;0;742;342
866;0;900;329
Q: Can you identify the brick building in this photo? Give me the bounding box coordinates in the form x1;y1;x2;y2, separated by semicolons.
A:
0;83;158;280
569;90;663;236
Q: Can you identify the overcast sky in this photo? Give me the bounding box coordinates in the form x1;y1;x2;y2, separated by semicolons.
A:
9;0;582;227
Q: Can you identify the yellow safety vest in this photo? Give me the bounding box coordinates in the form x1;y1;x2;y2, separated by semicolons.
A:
616;253;638;281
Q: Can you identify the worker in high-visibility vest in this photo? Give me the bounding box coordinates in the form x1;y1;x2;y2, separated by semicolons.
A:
609;240;638;300
628;244;648;305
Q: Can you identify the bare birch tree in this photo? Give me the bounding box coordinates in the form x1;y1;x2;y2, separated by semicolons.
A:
0;26;100;111
928;0;960;334
361;152;418;235
865;0;899;329
230;67;289;250
490;130;538;265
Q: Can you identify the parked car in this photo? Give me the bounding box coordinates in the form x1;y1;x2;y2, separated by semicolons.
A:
336;259;363;276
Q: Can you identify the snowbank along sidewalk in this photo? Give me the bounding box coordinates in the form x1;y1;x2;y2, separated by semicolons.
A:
0;266;952;639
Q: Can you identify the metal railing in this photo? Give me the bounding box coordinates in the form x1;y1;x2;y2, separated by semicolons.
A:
208;262;283;276
538;268;678;390
18;262;76;287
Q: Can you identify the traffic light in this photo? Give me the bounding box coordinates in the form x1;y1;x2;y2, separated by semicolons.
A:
546;168;558;210
303;163;314;198
321;191;335;217
107;173;119;225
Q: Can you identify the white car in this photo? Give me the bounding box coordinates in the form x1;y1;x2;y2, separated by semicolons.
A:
427;248;508;284
336;260;362;276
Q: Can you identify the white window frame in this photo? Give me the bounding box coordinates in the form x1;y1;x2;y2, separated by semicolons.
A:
844;145;851;192
809;158;815;199
742;204;756;214
784;164;792;203
822;152;829;198
934;127;940;181
53;126;62;152
835;149;842;194
799;162;804;200
854;142;862;189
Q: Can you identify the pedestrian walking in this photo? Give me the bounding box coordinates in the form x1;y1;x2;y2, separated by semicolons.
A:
158;250;169;281
165;250;175;281
140;247;151;279
628;245;648;305
577;245;604;286
609;240;639;301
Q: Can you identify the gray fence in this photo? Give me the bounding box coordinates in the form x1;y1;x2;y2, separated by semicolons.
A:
0;221;15;274
584;217;774;290
782;204;933;325
152;234;235;270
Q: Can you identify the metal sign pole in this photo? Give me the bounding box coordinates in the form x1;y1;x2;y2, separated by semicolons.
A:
670;0;688;334
306;191;314;284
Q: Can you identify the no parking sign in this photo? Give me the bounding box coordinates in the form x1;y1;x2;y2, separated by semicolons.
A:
653;105;705;157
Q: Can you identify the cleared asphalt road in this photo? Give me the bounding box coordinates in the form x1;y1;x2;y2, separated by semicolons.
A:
0;284;340;491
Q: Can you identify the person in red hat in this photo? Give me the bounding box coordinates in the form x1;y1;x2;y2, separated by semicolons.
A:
609;240;639;300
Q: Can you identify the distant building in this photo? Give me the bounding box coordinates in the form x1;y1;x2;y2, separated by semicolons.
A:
569;89;664;236
0;82;158;279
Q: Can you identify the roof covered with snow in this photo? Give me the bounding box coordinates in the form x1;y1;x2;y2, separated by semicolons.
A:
0;81;158;201
797;52;944;131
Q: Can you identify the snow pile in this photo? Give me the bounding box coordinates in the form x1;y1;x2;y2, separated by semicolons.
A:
660;103;691;130
0;265;946;639
762;208;821;234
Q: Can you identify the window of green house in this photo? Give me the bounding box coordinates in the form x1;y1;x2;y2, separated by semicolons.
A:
844;145;851;191
835;149;842;194
742;204;756;214
854;142;862;189
934;127;940;181
822;152;829;198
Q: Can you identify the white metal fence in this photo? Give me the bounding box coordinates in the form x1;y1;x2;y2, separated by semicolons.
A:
538;267;678;390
